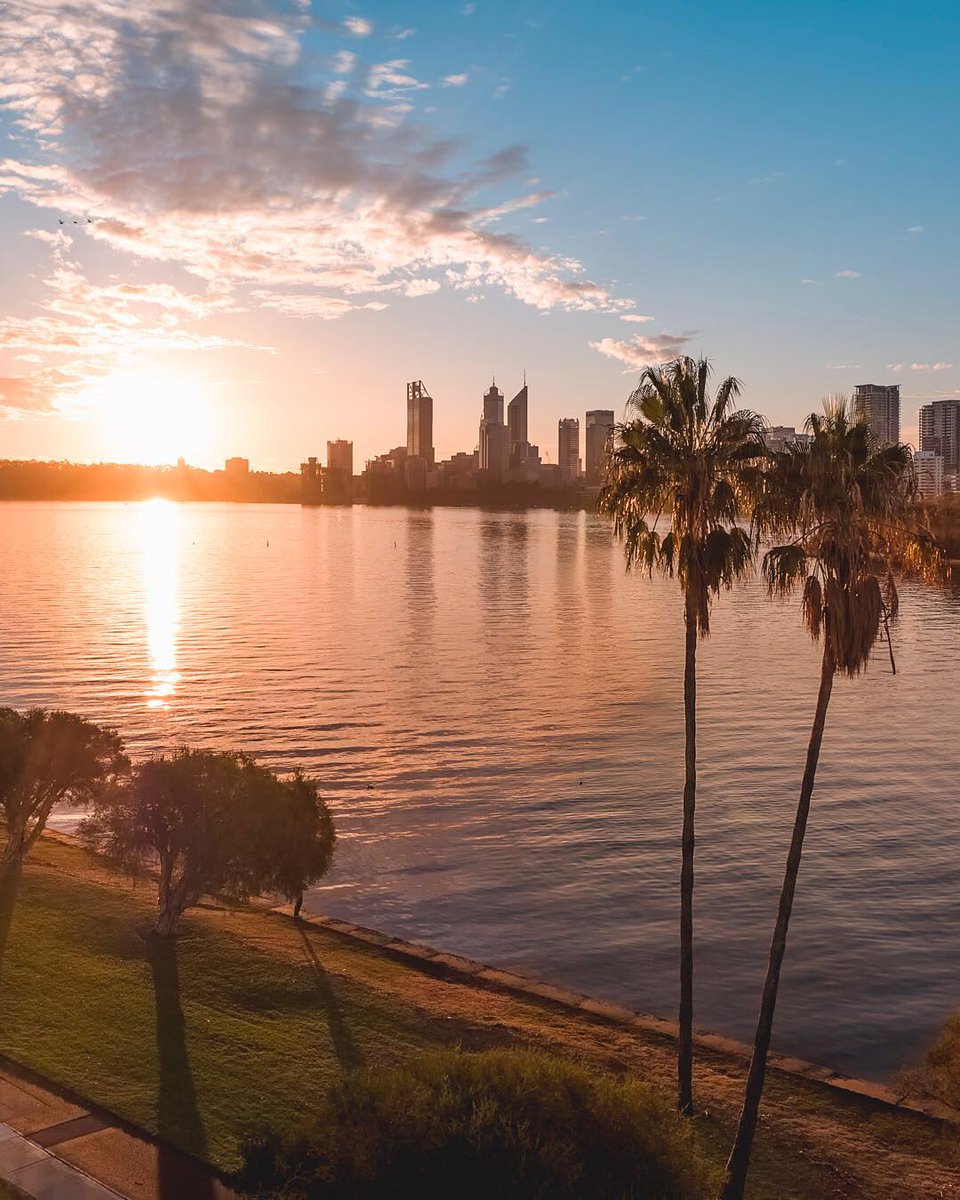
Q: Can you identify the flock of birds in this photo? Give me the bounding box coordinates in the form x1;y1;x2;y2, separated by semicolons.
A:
57;216;96;225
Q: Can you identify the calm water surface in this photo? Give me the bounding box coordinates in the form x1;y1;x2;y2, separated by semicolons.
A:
2;500;959;1080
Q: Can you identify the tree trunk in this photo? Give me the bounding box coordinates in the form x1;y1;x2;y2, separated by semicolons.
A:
678;586;698;1116
0;825;25;866
717;646;835;1200
153;855;182;938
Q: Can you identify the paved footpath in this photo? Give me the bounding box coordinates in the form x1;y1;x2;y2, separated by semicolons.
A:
0;1060;236;1200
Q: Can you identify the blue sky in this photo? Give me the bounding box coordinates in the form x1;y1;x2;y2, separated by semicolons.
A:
0;0;956;466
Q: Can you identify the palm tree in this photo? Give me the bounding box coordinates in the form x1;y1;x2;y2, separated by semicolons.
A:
599;356;765;1115
717;399;942;1199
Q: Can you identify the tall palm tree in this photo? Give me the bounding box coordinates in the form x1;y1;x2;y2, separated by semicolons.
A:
600;356;765;1116
718;399;942;1199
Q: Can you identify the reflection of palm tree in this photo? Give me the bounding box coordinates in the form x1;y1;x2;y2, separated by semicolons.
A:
718;400;942;1200
600;356;764;1116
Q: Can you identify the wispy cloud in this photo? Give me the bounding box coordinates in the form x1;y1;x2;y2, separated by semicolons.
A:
836;269;861;279
589;331;698;368
343;16;373;37
442;73;469;87
906;225;924;234
620;314;654;323
910;362;953;372
826;363;860;370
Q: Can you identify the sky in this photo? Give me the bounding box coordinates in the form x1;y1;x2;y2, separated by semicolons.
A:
0;0;957;469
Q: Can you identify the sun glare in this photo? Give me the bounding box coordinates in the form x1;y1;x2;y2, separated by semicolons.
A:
140;497;180;709
86;371;217;466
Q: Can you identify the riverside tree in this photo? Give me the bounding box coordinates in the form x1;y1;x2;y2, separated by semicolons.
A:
717;399;942;1200
599;356;765;1115
0;707;127;865
79;748;336;937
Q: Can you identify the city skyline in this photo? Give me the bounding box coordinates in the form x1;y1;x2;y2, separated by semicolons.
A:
1;1;957;469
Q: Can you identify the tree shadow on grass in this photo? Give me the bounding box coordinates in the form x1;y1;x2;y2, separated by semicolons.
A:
146;935;215;1200
296;926;362;1071
0;862;22;989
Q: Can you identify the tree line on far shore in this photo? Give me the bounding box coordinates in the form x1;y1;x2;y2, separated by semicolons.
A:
0;708;335;937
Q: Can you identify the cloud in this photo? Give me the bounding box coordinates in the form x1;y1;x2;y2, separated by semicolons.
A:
836;269;861;278
442;73;469;87
826;363;860;370
463;3;476;13
801;278;817;284
620;314;654;323
343;16;373;37
0;0;632;423
910;362;953;372
0;237;269;416
331;50;357;74
589;331;698;368
907;225;924;233
886;363;904;372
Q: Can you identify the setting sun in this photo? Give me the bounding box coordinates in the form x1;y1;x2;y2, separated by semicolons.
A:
83;371;217;466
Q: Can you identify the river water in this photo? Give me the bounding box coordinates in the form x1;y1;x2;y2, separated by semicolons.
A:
1;499;958;1080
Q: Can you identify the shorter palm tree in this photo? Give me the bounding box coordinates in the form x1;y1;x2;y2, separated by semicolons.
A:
718;399;942;1200
600;356;765;1115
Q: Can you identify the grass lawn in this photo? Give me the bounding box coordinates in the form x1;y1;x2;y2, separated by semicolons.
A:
0;837;956;1198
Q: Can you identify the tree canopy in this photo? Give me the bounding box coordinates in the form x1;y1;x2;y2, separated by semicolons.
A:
0;707;127;864
79;748;336;936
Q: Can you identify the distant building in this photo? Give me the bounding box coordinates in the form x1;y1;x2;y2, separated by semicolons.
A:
919;400;960;477
585;410;614;484
915;450;944;500
479;381;509;479
763;425;812;452
300;455;351;504
225;456;250;478
854;383;900;447
508;381;528;447
558;417;580;483
327;439;353;476
406;381;434;467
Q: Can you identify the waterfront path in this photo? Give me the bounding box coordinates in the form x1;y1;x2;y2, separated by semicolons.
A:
0;1059;235;1200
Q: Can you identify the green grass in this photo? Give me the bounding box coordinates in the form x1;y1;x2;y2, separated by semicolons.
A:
0;838;956;1198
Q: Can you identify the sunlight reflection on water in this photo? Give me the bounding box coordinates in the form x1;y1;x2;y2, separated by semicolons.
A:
2;500;959;1081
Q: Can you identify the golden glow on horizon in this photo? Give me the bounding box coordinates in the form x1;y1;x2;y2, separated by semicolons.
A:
140;498;180;709
84;370;217;466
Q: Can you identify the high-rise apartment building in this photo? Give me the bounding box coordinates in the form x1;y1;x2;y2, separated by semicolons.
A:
853;383;900;447
914;449;944;499
326;439;353;476
406;380;434;466
558;417;580;483
919;400;960;474
585;410;615;484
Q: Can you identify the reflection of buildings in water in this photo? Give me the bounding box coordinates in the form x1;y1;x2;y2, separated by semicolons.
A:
477;515;531;663
139;499;181;709
404;508;437;660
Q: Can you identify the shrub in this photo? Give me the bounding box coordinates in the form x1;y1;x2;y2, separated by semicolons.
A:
239;1049;705;1199
899;1012;960;1110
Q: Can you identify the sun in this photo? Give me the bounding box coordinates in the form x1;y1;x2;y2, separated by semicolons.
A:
84;370;218;466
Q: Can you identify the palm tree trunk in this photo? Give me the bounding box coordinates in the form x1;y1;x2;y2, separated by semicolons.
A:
717;646;835;1200
678;586;697;1116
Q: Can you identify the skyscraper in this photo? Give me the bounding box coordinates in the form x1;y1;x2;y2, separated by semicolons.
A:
558;417;580;483
327;439;353;476
406;380;434;466
507;382;528;447
584;410;615;484
479;380;509;479
853;383;900;447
